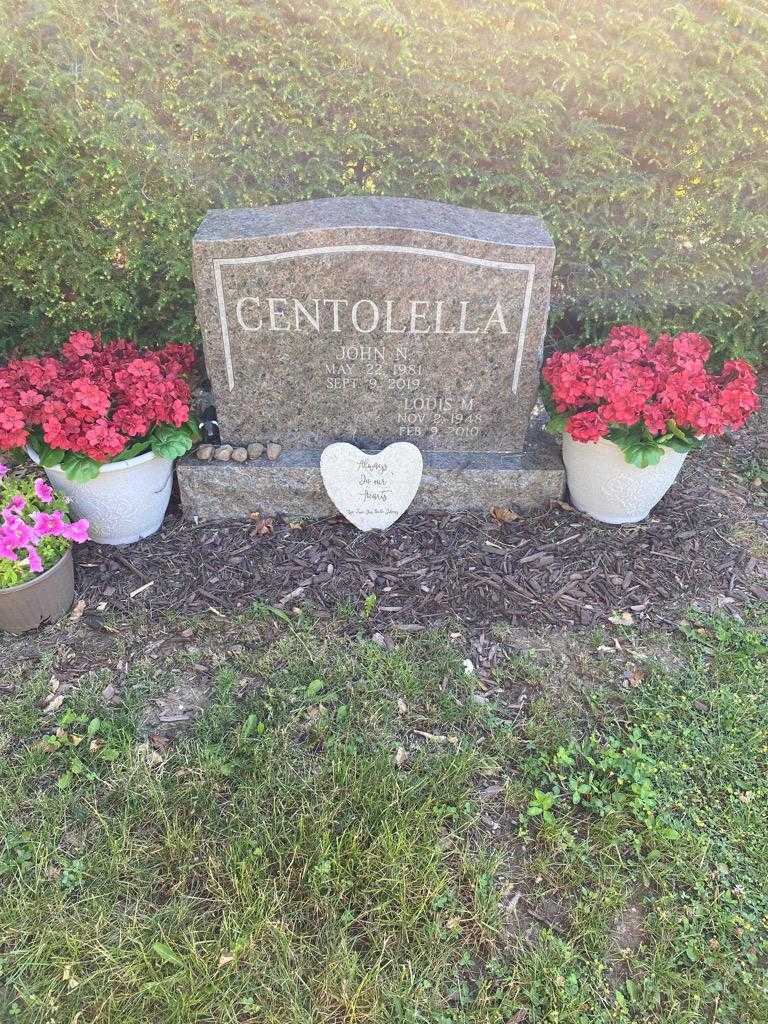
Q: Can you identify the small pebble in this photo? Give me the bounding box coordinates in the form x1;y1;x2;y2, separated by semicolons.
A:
231;447;248;462
196;444;214;461
214;445;233;461
266;442;282;461
248;442;264;460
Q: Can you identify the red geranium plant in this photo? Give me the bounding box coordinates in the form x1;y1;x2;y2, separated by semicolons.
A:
542;326;760;467
0;332;199;482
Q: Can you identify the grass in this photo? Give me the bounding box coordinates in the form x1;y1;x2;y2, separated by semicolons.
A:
1;606;768;1023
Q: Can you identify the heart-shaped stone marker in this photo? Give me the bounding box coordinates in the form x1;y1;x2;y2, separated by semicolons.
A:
320;442;423;531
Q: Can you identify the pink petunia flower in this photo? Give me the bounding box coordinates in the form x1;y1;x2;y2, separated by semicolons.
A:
0;464;8;478
0;528;19;559
33;478;54;503
62;518;90;543
26;546;43;573
32;510;65;536
1;512;35;547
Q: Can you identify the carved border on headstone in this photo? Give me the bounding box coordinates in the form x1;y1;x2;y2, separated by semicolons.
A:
211;244;536;394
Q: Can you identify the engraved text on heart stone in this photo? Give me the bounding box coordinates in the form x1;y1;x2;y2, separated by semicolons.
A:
320;442;423;531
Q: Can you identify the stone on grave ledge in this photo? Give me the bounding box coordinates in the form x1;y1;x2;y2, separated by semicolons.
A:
176;432;564;523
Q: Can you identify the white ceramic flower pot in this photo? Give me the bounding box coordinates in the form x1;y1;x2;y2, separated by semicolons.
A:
562;433;688;525
28;448;173;545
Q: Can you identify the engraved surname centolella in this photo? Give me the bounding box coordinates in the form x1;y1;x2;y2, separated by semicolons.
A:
235;296;512;336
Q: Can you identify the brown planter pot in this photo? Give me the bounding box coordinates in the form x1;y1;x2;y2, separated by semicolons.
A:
0;548;75;634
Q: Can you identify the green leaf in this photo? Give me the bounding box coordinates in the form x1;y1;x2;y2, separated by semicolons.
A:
664;437;694;454
111;438;152;463
241;713;259;739
622;443;664;469
150;436;191;460
545;412;568;434
305;678;325;699
30;437;69;468
26;433;65;468
181;418;201;442
38;447;68;468
609;427;667;468
59;453;102;483
266;607;291;623
149;422;195;461
152;941;184;967
665;418;688;441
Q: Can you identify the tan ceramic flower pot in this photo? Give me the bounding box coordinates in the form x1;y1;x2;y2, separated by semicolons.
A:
0;548;74;634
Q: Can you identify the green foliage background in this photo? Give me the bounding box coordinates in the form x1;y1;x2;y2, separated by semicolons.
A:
0;0;766;361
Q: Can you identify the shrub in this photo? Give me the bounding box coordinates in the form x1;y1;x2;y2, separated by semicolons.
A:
0;1;766;362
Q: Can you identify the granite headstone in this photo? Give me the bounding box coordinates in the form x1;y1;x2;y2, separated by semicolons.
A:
178;197;565;519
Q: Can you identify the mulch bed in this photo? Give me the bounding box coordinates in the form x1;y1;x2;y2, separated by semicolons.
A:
65;426;768;636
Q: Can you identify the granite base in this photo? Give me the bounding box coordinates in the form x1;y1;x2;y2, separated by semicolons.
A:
176;434;565;523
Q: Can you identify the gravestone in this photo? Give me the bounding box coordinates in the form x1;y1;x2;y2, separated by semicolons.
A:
177;197;564;520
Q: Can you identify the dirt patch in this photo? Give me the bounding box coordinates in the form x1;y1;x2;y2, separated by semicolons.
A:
504;890;572;945
137;679;211;739
494;838;574;945
731;520;768;561
605;895;648;991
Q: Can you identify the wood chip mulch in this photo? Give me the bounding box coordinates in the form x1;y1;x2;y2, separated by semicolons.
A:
69;459;766;634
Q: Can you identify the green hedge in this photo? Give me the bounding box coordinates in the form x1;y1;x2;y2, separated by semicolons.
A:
1;0;767;362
